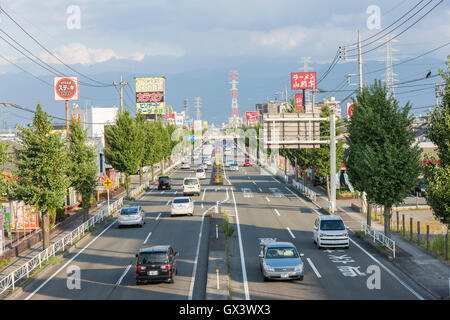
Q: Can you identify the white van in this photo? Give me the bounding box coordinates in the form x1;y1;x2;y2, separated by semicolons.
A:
183;177;201;196
313;215;349;249
196;168;206;180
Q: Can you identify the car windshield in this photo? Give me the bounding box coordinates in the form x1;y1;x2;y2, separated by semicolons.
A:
137;252;168;264
197;169;204;173
320;220;345;230
173;198;189;204
184;179;198;185
265;247;298;259
120;207;139;215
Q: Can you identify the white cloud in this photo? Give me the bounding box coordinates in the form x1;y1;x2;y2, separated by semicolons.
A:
250;27;308;51
40;43;121;65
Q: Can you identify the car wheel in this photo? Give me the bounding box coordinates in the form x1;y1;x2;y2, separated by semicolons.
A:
136;280;141;285
263;276;268;282
344;246;350;249
298;276;304;281
118;225;121;229
168;276;175;283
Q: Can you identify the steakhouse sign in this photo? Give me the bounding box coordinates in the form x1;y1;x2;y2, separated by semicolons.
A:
54;76;79;101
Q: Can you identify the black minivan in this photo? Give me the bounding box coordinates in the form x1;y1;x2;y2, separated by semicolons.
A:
158;176;171;190
135;245;179;284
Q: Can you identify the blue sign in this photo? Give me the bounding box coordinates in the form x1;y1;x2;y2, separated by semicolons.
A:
188;135;195;141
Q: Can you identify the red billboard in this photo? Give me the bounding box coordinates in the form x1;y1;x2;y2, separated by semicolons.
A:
346;102;358;118
54;76;79;101
295;93;303;111
246;112;258;122
291;72;316;90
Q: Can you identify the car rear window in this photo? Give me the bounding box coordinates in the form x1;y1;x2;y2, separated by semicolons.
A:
320;220;345;231
137;252;168;264
196;169;204;172
265;247;298;259
184;179;198;185
159;177;169;182
120;207;139;215
173;198;189;204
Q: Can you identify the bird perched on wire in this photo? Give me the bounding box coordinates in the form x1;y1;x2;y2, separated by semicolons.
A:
426;70;432;78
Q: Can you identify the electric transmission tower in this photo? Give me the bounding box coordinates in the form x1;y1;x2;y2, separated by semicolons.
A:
194;97;201;121
299;57;312;108
383;34;398;98
229;70;241;127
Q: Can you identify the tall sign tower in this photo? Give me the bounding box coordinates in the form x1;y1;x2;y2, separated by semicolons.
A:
229;70;241;127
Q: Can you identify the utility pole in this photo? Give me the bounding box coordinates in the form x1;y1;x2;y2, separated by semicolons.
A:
113;75;128;112
330;114;336;213
358;30;363;93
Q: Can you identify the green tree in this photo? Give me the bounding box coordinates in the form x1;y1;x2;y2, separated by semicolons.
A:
13;103;70;249
68;118;98;220
104;111;142;198
345;80;421;237
424;55;450;229
135;113;149;185
0;140;11;197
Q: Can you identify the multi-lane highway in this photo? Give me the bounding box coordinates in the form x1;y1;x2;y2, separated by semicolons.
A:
8;147;434;300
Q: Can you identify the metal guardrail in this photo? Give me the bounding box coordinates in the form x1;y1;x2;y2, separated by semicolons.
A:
292;180;317;201
362;222;396;259
0;158;183;296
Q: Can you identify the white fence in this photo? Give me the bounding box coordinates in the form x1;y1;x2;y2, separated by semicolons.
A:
292;179;317;201
362;222;396;259
0;159;181;296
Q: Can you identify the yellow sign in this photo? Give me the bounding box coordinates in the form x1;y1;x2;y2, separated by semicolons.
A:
102;177;113;189
135;77;166;114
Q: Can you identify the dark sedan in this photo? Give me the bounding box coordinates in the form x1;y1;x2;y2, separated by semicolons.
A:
135;245;179;284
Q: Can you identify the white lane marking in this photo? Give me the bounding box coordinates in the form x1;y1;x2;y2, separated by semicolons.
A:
156;213;161;221
161;191;165;194
269;187;283;198
25;220;118;300
284;187;308;204
143;231;152;244
175;191;178;195
247;176;251;180
201;203;204;209
286;227;295;239
265;196;270;202
116;264;132;285
349;238;424;300
258;187;263;193
241;188;253;198
202;188;206;201
231;188;250;300
215;188;217;192
252;181;256;185
166;200;171;206
306;258;322;278
274;209;281;216
272;177;281;183
189;188;229;300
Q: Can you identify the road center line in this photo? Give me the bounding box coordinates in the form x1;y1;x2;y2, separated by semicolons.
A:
286;227;295;239
274;209;280;216
156;213;161;221
231;188;250;300
166;200;171;206
116;264;132;285
252;181;256;185
265;196;270;202
202;188;206;201
306;258;322;278
258;187;263;193
143;231;152;244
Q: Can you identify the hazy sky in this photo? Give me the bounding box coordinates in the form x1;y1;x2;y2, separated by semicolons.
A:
0;0;449;125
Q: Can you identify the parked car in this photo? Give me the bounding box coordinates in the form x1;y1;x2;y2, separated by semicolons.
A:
181;161;191;169
118;206;145;228
158;176;171;190
183;177;201;196
135;245;179;284
196;168;207;180
244;158;253;167
171;197;194;216
259;239;304;281
313;215;349;249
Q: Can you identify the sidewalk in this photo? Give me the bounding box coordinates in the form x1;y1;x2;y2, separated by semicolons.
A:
283;174;450;299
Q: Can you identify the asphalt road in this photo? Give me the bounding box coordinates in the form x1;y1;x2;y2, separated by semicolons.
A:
8;146;435;300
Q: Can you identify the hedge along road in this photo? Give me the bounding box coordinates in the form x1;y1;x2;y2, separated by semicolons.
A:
10;165;229;300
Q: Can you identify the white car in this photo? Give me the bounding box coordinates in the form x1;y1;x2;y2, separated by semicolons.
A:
171;197;194;216
230;163;239;171
313;215;349;249
181;161;190;169
118;206;145;228
196;168;207;179
183;177;201;196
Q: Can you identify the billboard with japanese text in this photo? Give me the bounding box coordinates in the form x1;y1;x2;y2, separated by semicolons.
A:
54;76;79;101
291;72;316;90
10;201;39;232
135;77;166;114
245;111;258;122
295;93;303;110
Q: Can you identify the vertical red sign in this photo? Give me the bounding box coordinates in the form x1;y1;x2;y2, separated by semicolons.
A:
295;93;303;110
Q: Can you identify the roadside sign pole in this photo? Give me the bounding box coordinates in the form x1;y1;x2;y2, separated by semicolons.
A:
107;188;110;216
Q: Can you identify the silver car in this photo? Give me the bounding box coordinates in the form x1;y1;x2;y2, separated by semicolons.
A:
259;239;304;281
171;197;194;216
118;206;145;228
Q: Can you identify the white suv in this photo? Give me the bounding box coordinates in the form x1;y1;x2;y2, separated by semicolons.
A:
183;177;201;196
313;215;349;249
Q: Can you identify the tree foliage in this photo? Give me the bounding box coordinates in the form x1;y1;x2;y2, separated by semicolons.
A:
345;80;422;237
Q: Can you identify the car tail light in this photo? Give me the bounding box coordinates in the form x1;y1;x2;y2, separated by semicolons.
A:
160;264;172;269
136;266;146;270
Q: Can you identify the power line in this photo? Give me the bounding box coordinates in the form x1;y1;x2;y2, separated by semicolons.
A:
0;6;112;87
